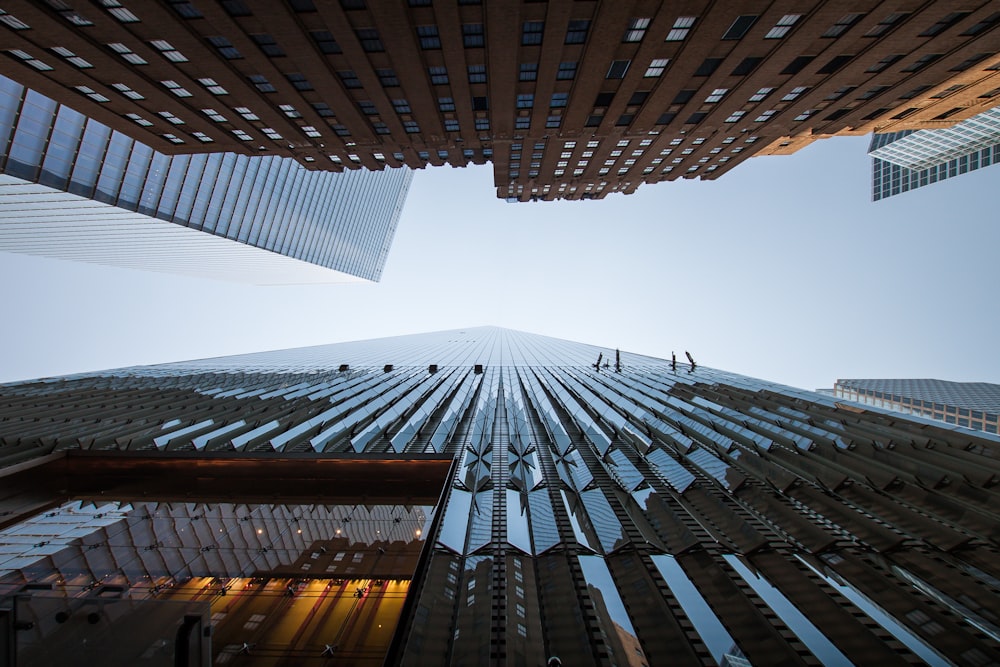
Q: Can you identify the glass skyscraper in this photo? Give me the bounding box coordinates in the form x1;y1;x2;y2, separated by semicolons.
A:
870;105;1000;202
2;327;999;665
0;74;412;284
834;377;1000;435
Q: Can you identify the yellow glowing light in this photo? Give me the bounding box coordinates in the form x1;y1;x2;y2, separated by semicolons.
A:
257;529;263;534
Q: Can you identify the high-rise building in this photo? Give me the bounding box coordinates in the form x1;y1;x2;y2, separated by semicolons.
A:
833;377;1000;434
0;72;412;284
2;2;998;201
869;105;1000;200
2;327;999;665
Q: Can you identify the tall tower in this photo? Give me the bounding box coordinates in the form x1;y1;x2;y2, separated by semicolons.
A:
2;327;999;665
0;73;412;283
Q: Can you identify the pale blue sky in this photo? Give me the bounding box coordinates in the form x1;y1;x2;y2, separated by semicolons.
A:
1;134;997;389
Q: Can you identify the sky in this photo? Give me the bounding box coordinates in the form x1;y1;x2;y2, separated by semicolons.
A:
1;134;998;390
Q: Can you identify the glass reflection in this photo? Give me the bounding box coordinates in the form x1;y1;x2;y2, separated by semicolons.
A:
527;489;560;554
794;556;948;666
724;555;851;666
651;555;748;665
578;555;647;666
437;489;472;554
506;489;532;553
560;490;597;552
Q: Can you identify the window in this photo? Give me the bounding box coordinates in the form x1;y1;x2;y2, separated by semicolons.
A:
857;85;889;100
755;109;776;122
221;0;251;17
950;53;990;72
310;30;341;54
74;85;109;102
168;1;202;19
628;91;648;106
403;121;420;133
520;63;538;81
522;21;544;45
823;13;864;37
546;115;561;128
111;83;144;100
765;14;800;39
251;33;285;57
550;93;568;108
666;16;695;41
623;17;650;42
475;118;489;130
0;10;31;30
107;43;147;65
261;127;282;139
902;53;942;73
704;88;727;103
594;92;614;107
301;125;322;137
161;133;184;144
781;55;814;75
51;47;92;69
722;15;757;40
515;117;530;129
694;58;723;76
866;54;902;73
825;85;855;100
444;119;460;132
725;110;745;123
672;90;695;105
341;0;365;9
103;1;139;22
377;68;399;87
781;86;807;101
920;12;970;36
358;101;377;115
468;65;486;84
565;19;590;44
517;94;534;109
438;97;455;112
865;12;909;37
286;73;314;91
645;59;668;77
818;54;852;74
686;112;706;124
356;28;384;52
557;62;577;80
962;12;1000;36
428;66;449;85
312;102;334;117
472;96;488;111
793;109;817;121
338;70;362;89
463;23;484;47
149;40;188;63
234;106;259;120
201;108;227;122
417;25;441;49
161;80;192;97
731;57;762;76
607;60;630;79
125;113;153;126
206;36;242;59
248;75;275;93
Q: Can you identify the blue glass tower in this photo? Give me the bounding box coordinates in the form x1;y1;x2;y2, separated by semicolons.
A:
0;74;411;284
